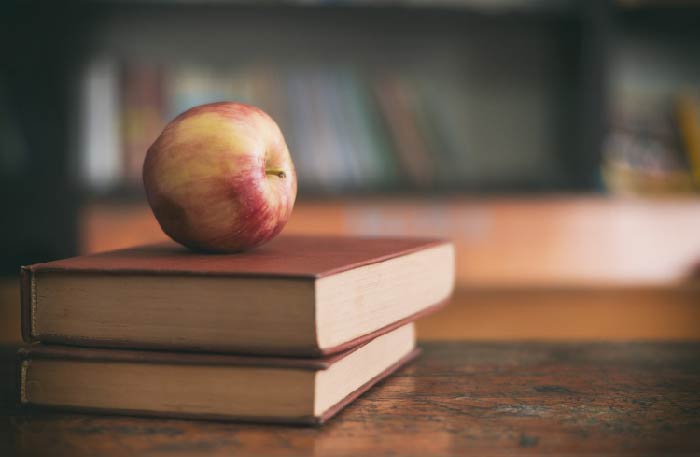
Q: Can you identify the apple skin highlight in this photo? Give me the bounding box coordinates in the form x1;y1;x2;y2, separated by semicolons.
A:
143;102;297;252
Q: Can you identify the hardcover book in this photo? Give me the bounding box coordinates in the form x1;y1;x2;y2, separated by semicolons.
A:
21;235;454;355
19;324;418;425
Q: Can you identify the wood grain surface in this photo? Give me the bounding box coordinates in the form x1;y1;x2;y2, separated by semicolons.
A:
2;342;700;456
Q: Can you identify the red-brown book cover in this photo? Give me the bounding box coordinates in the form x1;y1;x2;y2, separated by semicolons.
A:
21;235;454;356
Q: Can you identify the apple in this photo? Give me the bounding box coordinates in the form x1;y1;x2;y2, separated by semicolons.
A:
143;102;297;252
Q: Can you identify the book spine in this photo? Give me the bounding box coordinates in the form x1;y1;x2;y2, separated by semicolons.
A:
677;93;700;187
121;63;165;184
18;359;29;404
20;266;35;344
79;57;122;191
373;76;435;187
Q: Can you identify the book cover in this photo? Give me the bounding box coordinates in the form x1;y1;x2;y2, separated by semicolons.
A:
22;235;454;355
18;324;420;424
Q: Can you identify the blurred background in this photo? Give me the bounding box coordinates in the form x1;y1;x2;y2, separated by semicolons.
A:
1;0;699;344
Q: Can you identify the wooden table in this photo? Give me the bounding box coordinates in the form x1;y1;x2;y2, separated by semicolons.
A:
2;342;700;456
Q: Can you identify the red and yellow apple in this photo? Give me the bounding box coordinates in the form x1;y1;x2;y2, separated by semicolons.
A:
143;102;297;252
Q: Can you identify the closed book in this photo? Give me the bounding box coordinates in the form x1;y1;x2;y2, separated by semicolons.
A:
19;324;418;424
22;235;454;356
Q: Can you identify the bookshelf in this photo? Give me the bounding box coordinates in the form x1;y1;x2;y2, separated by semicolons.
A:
2;0;700;270
76;1;596;197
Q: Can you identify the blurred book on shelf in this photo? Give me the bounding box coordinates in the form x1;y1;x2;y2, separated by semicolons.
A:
122;63;165;185
678;91;700;186
602;90;700;195
79;58;122;191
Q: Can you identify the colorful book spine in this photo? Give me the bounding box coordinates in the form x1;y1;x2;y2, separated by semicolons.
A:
677;92;700;188
121;63;165;185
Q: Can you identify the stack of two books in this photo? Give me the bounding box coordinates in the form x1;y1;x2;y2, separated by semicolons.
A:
18;235;454;424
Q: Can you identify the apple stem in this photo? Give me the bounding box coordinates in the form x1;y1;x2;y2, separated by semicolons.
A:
266;168;287;178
